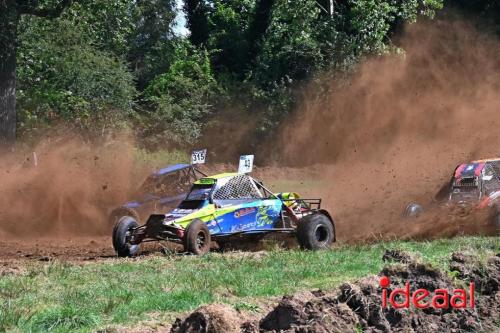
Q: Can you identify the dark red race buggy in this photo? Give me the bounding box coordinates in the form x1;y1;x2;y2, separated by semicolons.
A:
404;158;500;233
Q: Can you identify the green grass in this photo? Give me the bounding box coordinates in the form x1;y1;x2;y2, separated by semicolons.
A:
132;148;188;172
0;237;498;332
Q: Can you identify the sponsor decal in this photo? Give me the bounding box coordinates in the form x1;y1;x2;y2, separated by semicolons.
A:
380;276;475;309
234;207;256;218
230;221;259;232
198;178;215;185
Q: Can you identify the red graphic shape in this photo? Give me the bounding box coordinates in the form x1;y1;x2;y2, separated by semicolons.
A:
380;276;390;288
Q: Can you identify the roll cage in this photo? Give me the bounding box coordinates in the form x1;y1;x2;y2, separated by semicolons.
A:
183;174;322;210
138;165;206;197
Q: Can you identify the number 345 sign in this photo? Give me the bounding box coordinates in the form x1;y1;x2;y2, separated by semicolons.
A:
191;149;207;164
238;155;254;174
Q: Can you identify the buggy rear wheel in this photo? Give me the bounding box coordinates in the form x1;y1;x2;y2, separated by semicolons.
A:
184;219;211;255
112;216;140;257
296;213;334;250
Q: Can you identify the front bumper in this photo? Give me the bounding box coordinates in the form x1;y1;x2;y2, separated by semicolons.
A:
144;214;184;241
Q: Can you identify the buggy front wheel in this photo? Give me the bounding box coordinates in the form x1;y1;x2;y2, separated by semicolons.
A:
296;213;335;250
184;219;211;255
112;216;140;257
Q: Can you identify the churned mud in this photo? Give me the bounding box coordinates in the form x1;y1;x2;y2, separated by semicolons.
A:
171;250;500;333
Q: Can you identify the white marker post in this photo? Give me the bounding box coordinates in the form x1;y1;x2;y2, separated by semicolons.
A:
238;155;254;174
191;149;207;165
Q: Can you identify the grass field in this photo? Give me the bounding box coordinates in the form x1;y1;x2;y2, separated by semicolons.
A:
0;236;498;332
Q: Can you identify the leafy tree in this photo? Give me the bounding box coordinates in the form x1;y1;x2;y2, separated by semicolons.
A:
444;0;500;35
127;0;178;89
65;0;136;56
242;0;444;136
17;15;136;137
253;0;443;87
241;0;274;71
140;42;223;147
205;0;255;76
0;0;75;146
184;0;211;46
183;0;269;77
253;0;324;86
3;0;467;151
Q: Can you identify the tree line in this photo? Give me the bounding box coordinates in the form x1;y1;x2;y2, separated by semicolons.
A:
0;0;498;149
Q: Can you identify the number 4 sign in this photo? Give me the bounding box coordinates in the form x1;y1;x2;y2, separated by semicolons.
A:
191;149;207;165
238;155;254;174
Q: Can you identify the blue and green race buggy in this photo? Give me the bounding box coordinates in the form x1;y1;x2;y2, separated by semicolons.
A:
112;173;336;256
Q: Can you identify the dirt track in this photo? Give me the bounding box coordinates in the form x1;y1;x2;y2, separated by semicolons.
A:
1;19;500;262
0;146;497;262
0;237;115;262
0;148;497;262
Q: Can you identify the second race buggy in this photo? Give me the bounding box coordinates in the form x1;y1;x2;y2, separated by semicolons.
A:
108;150;208;227
404;158;500;232
108;164;206;227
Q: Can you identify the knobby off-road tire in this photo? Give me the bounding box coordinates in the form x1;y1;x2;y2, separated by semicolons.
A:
112;216;140;257
296;213;335;250
184;219;211;255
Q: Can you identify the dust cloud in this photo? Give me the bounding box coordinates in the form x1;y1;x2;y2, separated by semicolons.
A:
0;136;137;239
0;19;498;247
272;19;500;241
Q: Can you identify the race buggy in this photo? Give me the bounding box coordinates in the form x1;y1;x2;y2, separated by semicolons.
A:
108;163;206;227
404;158;500;231
112;172;336;256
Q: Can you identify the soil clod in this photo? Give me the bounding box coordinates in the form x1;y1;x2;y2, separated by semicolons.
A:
170;304;241;333
382;249;415;264
174;252;500;332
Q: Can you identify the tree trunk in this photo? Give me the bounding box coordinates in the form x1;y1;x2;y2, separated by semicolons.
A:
0;47;17;146
184;0;210;46
317;0;334;16
246;0;275;64
0;4;19;147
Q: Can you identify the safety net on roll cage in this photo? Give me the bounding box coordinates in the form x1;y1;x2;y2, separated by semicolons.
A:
213;174;263;200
